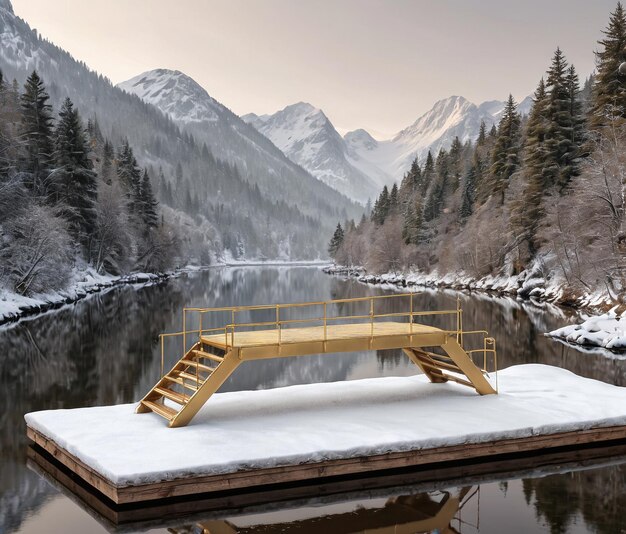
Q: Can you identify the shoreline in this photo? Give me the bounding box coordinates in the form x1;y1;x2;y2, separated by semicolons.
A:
322;265;615;315
0;261;331;328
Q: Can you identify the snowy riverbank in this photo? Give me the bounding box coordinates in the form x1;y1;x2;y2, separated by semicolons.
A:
0;261;331;327
323;264;614;311
547;310;626;351
0;267;179;327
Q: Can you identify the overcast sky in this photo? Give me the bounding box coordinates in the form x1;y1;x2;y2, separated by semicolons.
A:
12;0;618;137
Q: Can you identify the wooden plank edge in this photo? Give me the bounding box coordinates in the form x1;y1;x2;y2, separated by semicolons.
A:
27;423;626;505
28;439;626;530
27;426;121;503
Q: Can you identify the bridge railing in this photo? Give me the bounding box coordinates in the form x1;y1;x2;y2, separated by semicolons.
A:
154;293;497;384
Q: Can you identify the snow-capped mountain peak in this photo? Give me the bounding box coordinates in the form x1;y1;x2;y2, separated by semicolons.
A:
344;128;378;152
118;69;222;123
242;102;381;203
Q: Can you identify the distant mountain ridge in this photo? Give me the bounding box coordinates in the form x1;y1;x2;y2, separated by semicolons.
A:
245;94;533;196
242;102;380;203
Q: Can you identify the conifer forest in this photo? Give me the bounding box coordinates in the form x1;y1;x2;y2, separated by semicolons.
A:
329;4;626;304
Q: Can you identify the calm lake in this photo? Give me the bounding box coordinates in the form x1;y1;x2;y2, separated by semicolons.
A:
2;265;626;533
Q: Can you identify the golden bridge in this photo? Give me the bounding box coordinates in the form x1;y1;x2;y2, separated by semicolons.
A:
138;293;498;427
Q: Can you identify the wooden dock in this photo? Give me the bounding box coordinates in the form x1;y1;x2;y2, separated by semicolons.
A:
27;436;626;528
137;293;498;427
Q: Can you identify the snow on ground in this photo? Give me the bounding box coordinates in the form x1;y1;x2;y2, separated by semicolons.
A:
0;266;170;325
547;309;626;350
25;364;626;487
324;263;615;311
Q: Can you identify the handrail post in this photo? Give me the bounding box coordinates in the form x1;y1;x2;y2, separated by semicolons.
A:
483;336;487;371
232;309;236;347
183;309;187;356
323;302;327;341
370;297;374;337
199;313;202;342
276;305;281;344
409;292;413;334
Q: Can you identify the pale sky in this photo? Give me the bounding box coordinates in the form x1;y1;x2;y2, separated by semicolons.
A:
12;0;618;137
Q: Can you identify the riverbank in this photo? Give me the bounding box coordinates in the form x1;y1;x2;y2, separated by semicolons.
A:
0;267;183;327
0;260;331;327
323;265;615;313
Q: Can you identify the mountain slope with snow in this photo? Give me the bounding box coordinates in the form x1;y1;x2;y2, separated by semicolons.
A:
0;0;358;259
245;94;533;192
242;102;380;203
117;70;358;215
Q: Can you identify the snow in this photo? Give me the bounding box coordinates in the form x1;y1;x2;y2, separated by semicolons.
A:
25;364;626;487
0;266;171;326
117;69;221;124
242;102;380;203
547;310;626;350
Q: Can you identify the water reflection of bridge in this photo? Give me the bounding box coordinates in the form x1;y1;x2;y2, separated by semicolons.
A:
173;487;477;534
27;441;626;532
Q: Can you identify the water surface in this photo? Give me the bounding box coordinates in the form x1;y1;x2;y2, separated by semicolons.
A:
2;266;626;533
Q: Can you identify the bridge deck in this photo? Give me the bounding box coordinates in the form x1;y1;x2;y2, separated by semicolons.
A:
202;321;440;348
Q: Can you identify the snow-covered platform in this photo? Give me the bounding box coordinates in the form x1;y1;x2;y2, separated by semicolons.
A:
25;364;626;505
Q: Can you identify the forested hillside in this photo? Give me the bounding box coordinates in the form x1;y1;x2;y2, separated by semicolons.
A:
0;0;358;277
330;3;626;303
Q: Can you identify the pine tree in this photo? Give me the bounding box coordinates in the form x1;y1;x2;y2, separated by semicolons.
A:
20;70;54;196
513;79;550;256
389;182;399;213
545;48;581;188
116;139;142;211
448;136;463;191
328;222;344;258
402;198;422;244
477;120;487;146
459;165;476;221
101;140;114;185
490;94;521;203
423;149;448;222
371;185;390;224
54;97;97;245
139;169;159;228
566;65;586;153
590;1;626;129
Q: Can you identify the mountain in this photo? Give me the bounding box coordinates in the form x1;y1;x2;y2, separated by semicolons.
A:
244;95;533;194
241;102;380;203
0;1;358;259
116;69;358;225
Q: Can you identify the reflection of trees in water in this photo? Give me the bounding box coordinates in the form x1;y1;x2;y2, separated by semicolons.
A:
523;464;626;534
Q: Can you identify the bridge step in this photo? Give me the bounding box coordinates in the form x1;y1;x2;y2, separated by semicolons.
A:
153;387;190;405
180;359;216;373
140;400;177;421
137;340;236;425
192;349;224;363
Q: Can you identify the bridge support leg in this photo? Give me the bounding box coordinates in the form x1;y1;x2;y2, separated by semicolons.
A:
403;348;448;383
442;337;496;395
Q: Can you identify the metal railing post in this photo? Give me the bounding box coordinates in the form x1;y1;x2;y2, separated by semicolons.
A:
409;292;413;334
232;309;236;346
183;309;187;356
